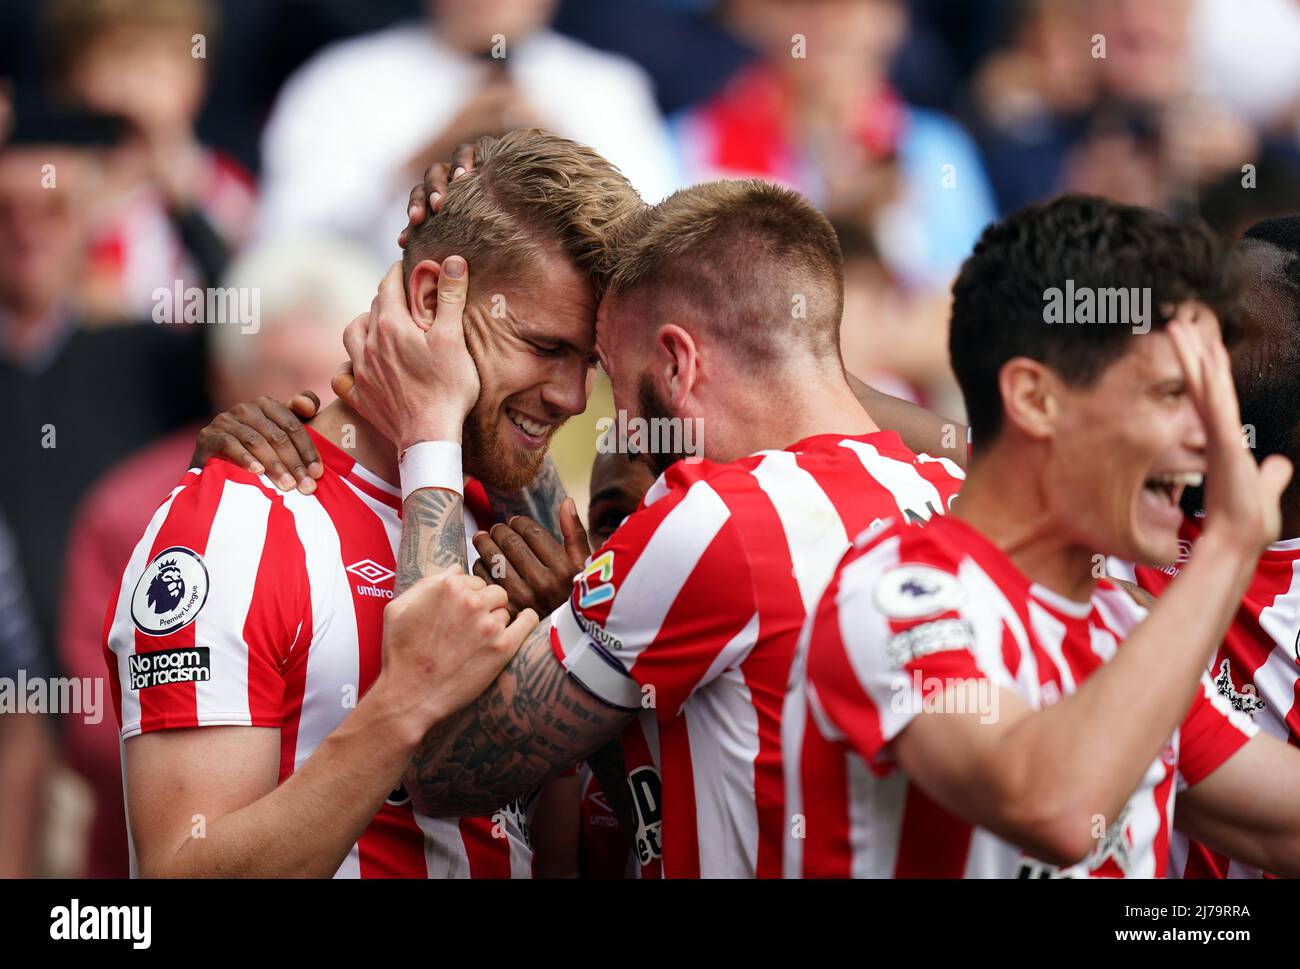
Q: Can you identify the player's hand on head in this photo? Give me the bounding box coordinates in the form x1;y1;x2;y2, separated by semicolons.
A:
340;258;479;450
471;500;591;618
190;392;324;494
1168;313;1292;553
380;568;538;728
397;142;479;248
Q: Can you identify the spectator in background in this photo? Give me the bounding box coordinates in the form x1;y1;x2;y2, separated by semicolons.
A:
44;0;256;323
58;237;380;878
0;111;210;689
673;0;997;291
966;0;1287;216
257;0;677;261
832;220;955;412
0;514;51;877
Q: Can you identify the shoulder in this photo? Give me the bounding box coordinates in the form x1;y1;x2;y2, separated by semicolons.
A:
834;519;970;621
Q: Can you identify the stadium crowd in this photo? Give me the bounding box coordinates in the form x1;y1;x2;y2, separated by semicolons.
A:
3;0;1300;879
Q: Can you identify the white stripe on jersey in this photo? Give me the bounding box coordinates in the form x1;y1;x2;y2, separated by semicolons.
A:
604;481;732;673
192;480;271;723
684;661;761;877
279;489;358;777
838;438;947;520
751;451;850;614
413;815;471;879
849;762;906;879
1254;556;1300;742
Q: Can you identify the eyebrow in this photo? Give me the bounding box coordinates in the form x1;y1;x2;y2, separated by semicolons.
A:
518;326;594;356
589;486;636;507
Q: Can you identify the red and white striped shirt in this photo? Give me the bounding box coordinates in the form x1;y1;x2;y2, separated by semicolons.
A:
1119;517;1300;879
787;514;1258;878
103;428;534;878
549;430;964;877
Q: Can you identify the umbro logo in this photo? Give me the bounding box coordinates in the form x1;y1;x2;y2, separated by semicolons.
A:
346;559;395;585
347;559;396;598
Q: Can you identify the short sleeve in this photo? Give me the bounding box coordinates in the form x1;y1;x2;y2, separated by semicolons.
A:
104;468;303;740
550;479;757;716
1177;670;1259;788
805;546;990;773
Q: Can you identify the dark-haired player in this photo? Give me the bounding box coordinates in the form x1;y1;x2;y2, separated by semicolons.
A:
1113;216;1300;878
785;196;1300;878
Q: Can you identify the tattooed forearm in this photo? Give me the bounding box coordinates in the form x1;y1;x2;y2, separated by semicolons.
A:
402;622;633;817
396;487;468;594
484;455;568;541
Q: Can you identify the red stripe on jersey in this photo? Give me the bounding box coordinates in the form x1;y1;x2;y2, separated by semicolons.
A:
658;714;699;878
135;473;225;733
315;472;427;878
102;568;128;730
243;496;306;728
1182;844;1232;879
727;472;801;879
460;816;513;878
1148;757;1178;879
464;477;493;529
797;703;852;878
894;784;972;878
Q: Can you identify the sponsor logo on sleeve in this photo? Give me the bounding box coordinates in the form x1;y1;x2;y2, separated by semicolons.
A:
578;550;616;609
873;565;964;620
128;646;212;690
885;618;976;668
130;546;209;636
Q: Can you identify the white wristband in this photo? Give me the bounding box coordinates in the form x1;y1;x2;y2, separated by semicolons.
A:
399;441;463;502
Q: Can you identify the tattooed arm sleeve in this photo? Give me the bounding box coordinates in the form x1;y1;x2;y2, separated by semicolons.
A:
402;619;635;818
483;454;568;542
396;487;468;595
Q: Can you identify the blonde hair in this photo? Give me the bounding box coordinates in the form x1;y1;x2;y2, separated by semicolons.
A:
606;178;845;363
403;128;645;295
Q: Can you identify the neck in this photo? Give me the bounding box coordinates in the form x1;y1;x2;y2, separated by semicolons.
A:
723;365;877;457
1282;487;1300;544
308;400;399;486
953;447;1098;602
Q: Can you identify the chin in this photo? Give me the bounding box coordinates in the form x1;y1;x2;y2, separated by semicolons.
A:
1126;526;1183;569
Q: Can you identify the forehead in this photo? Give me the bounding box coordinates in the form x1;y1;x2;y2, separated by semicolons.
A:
1093;306;1219;389
495;249;598;343
590;448;654;494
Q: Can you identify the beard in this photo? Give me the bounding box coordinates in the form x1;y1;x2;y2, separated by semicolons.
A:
636;374;692;478
462;394;550;492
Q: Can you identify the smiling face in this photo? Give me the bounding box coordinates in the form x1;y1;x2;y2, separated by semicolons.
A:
1044;305;1215;566
461;248;598;490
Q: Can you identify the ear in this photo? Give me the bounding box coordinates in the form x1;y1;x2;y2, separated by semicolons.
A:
998;357;1060;441
656;324;699;411
406;259;443;331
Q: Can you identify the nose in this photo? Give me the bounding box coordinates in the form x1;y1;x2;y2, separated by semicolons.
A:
1182;395;1209;456
541;353;592;418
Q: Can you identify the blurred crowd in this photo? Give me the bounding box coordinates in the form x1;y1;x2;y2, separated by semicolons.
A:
2;0;1300;877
